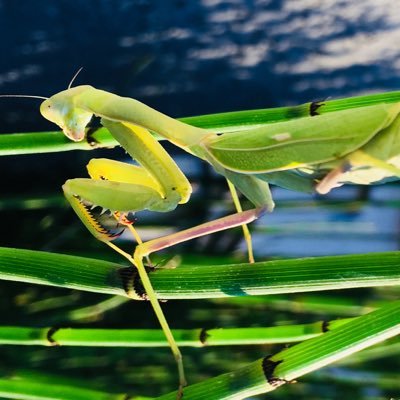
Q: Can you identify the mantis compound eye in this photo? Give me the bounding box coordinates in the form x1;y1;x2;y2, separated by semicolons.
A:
40;99;57;122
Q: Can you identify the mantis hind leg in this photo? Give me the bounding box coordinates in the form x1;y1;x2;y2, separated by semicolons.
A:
316;150;400;194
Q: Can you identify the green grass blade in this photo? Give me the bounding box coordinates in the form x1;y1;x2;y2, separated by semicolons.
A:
66;296;128;322
0;247;127;297
148;253;400;299
156;300;400;399
0;303;397;400
0;318;353;347
0;375;127;400
182;91;400;130
0;127;116;155
0;247;399;299
336;338;400;365
218;292;379;316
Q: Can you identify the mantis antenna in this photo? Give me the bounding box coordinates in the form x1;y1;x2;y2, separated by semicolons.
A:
68;67;84;89
0;67;83;99
0;94;48;100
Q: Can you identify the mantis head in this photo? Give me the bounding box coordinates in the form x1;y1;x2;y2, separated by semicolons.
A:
40;85;93;142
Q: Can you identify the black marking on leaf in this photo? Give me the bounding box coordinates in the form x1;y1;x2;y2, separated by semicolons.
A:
199;328;210;345
118;266;149;300
322;320;330;333
47;326;60;346
133;267;150;300
216;132;223;136
118;266;137;298
310;101;324;116
262;356;286;387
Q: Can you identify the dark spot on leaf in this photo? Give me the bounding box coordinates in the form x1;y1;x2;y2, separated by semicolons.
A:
310;101;324;116
47;326;60;346
199;328;210;345
262;356;286;387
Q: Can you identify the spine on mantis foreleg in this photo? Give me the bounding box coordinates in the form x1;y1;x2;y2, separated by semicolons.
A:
63;188;124;242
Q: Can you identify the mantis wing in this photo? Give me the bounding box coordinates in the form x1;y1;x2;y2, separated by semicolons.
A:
204;103;400;174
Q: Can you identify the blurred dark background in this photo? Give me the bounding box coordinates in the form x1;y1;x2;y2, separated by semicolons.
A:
0;1;399;399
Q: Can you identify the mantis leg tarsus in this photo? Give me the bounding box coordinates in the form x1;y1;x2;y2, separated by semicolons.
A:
175;352;187;400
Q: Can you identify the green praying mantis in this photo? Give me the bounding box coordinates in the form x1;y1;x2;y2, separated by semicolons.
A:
4;83;400;398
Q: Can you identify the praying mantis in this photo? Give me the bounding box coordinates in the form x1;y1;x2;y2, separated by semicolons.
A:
5;83;400;398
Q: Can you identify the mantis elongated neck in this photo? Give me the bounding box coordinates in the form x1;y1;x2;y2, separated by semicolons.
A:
76;86;209;150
